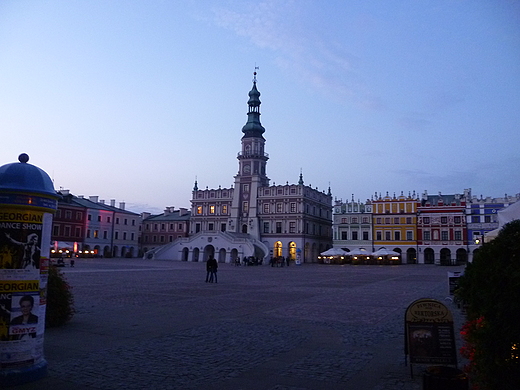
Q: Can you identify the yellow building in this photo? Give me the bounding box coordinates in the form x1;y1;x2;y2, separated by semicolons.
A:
372;192;419;263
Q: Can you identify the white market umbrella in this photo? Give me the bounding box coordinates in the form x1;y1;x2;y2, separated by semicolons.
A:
372;248;400;257
347;248;370;256
320;248;349;256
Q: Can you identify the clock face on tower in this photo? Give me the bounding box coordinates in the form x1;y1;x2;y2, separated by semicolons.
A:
243;164;251;174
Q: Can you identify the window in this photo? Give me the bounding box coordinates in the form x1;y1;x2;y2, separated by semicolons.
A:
124;219;128;225
94;230;99;238
53;225;59;235
123;232;127;240
423;231;431;240
455;231;462;241
376;218;382;224
385;218;390;224
290;203;296;213
263;222;269;233
114;231;118;239
376;231;382;240
221;223;226;232
352;231;358;240
441;217;447;224
406;231;413;240
441;231;449;241
195;223;201;233
264;189;270;195
362;217;369;223
131;233;135;240
97;215;101;222
222;205;227;214
264;203;270;213
394;218;399;224
406;217;412;224
87;229;91;238
161;224;165;230
210;205;215;214
289;222;296;233
107;216;111;223
132;220;135;226
394;231;400;240
472;216;480;223
363;231;369;240
242;202;248;212
178;223;183;230
276;222;282;233
75;227;81;237
423;217;430;224
170;224;174;230
208;223;214;231
341;231;348;240
56;210;62;218
341;218;348;223
103;231;107;239
277;203;283;213
197;206;202;214
385;231;391;240
350;217;357;223
65;211;72;219
116;218;120;224
484;215;491;223
454;216;461;224
242;184;249;193
88;214;92;221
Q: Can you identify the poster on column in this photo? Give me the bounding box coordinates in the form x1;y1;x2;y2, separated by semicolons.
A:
0;208;48;368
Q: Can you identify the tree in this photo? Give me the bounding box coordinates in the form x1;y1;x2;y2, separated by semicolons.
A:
457;220;520;390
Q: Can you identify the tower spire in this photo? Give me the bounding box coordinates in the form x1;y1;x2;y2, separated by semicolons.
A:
241;68;265;139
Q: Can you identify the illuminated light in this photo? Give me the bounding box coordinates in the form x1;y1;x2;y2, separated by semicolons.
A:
58;250;62;253
51;249;55;253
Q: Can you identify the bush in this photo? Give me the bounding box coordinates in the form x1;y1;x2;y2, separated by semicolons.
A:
45;265;75;328
457;220;520;390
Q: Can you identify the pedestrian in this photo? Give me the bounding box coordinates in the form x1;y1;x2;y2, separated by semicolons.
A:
286;256;290;266
208;256;218;283
205;258;213;282
70;258;75;267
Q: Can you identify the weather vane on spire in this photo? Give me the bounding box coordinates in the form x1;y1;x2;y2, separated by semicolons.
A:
253;64;259;82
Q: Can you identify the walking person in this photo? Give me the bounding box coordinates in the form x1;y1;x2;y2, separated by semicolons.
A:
205;257;213;283
207;256;218;283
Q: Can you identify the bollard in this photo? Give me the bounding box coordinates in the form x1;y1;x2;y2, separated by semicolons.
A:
0;154;59;386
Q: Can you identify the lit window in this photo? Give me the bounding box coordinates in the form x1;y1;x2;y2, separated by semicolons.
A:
222;205;228;214
210;205;215;214
197;206;202;214
243;202;248;212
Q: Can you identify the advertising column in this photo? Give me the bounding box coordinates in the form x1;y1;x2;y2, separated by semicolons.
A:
0;154;59;386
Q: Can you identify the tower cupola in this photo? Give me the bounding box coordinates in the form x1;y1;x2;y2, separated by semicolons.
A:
241;72;265;139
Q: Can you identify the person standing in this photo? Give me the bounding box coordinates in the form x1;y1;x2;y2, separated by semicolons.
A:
208;256;218;283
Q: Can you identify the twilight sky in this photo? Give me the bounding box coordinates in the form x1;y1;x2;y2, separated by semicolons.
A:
1;0;519;214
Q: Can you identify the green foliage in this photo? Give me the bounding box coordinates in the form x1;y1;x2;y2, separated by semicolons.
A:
45;265;75;328
457;220;520;390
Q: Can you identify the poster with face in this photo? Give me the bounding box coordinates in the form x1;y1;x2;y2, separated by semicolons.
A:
0;208;49;368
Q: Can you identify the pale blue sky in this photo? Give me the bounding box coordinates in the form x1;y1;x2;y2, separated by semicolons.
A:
1;0;519;213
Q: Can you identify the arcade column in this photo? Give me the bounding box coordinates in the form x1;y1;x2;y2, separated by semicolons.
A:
0;154;59;386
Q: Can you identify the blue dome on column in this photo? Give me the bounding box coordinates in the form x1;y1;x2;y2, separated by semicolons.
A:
0;153;57;197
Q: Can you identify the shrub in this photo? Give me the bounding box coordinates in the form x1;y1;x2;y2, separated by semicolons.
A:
45;265;75;327
457;220;520;390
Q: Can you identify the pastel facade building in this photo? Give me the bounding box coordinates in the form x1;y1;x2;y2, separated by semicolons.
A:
332;197;373;252
417;191;467;265
372;192;419;264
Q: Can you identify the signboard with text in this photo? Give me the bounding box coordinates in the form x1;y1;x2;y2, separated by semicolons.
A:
404;298;457;366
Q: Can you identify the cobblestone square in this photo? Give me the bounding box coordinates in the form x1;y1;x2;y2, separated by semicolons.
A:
11;259;467;390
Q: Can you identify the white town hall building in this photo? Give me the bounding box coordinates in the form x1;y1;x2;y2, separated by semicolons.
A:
149;73;332;263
